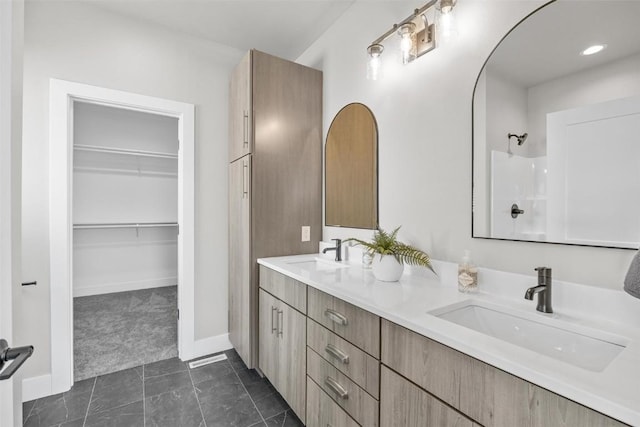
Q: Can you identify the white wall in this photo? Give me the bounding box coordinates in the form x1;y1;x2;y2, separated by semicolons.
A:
72;103;179;296
21;2;242;380
486;67;528;156
297;1;636;291
527;52;640;158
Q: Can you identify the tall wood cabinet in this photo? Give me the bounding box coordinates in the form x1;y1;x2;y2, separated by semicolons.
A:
228;50;322;369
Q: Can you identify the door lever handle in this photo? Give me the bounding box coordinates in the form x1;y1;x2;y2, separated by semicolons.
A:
0;339;34;381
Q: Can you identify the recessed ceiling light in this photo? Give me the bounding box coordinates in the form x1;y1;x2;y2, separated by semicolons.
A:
581;44;607;56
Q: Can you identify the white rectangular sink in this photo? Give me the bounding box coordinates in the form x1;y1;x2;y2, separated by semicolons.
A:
286;257;350;272
430;300;628;372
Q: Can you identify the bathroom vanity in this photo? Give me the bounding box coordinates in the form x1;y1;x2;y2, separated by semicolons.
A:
257;254;639;427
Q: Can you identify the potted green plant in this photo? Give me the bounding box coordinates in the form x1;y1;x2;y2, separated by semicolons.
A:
345;226;435;282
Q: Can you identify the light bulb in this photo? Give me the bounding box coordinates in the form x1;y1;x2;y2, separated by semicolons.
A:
397;23;416;64
400;33;412;54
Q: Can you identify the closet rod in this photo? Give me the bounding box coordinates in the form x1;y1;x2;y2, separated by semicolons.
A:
74;144;178;159
73;222;178;230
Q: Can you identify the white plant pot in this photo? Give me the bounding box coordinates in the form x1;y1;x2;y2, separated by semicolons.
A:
372;254;404;282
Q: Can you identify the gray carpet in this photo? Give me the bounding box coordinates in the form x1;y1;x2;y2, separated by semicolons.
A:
74;286;177;381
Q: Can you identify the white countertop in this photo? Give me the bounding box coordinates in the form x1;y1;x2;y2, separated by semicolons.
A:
258;253;640;426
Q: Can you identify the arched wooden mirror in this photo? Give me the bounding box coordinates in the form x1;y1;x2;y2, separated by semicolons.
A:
325;103;378;229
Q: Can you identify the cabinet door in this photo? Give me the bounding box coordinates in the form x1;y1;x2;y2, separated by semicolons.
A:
229;51;251;162
229;157;251;365
380;366;478;427
275;302;306;423
258;289;278;382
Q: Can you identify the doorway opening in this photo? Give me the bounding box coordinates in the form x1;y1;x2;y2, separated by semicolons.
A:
49;79;195;393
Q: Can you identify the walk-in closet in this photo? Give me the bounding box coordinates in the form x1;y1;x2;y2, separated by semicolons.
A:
72;101;179;380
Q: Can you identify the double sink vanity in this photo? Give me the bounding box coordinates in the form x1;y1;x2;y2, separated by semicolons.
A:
257;253;639;427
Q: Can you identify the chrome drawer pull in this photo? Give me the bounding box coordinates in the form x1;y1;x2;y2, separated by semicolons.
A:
271;306;277;334
325;344;349;365
324;309;348;326
243;111;249;146
324;376;348;400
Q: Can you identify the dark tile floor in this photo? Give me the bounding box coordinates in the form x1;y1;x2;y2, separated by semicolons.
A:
23;349;304;427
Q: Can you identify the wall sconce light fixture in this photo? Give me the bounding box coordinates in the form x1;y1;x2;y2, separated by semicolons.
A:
367;0;458;79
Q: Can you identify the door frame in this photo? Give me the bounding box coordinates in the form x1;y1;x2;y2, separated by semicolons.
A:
0;0;22;424
49;79;196;393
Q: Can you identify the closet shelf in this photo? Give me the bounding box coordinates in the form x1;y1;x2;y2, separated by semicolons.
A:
73;222;178;230
74;144;178;159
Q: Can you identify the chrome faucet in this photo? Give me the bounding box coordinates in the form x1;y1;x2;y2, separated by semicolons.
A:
322;238;342;262
525;267;553;313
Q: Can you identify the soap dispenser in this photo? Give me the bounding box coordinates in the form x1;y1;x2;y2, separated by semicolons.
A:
458;250;478;293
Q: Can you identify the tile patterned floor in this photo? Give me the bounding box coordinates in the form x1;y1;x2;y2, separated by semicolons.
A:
74;286;178;381
23;349;304;427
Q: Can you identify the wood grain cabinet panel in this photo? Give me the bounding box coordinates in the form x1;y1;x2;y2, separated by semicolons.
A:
229;156;251;365
381;320;627;427
307;347;379;427
258;289;278;382
307;286;380;357
258;288;306;423
307;318;380;398
228;49;322;369
229;51;251;162
259;265;307;313
380;366;478;427
306;376;360;427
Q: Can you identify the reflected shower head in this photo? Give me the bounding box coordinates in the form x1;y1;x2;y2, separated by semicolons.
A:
508;133;528;146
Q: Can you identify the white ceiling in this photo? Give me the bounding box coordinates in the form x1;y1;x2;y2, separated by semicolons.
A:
74;0;357;60
487;1;640;88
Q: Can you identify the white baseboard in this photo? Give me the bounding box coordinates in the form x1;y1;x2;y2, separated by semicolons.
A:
22;374;52;402
189;333;233;361
73;277;177;297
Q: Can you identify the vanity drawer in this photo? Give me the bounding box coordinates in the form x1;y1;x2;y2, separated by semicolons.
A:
307;318;380;398
307;347;379;427
380;366;477;427
381;319;627;427
307;286;380;357
259;265;307;313
306;375;360;427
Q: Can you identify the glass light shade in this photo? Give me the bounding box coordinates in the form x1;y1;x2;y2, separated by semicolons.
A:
397;23;417;64
439;8;458;41
367;55;382;80
366;44;384;80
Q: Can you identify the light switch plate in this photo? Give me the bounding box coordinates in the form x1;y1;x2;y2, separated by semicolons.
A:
301;226;311;242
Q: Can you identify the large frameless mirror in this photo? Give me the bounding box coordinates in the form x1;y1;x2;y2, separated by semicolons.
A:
325;103;378;229
472;0;640;249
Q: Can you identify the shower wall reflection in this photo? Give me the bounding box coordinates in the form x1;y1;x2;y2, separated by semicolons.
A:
473;0;640;249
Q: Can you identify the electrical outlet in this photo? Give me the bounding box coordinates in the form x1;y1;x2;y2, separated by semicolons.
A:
301;226;311;242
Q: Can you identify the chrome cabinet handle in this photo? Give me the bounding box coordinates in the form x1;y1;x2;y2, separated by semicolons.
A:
271;306;277;334
324;376;348;400
324;309;348;326
243;111;249;146
242;161;249;199
277;309;284;337
325;344;349;365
